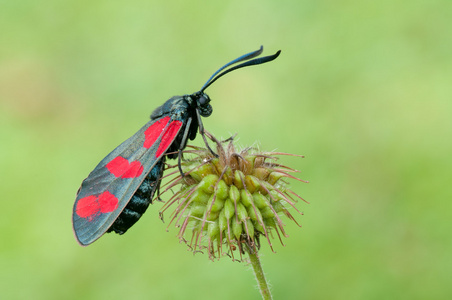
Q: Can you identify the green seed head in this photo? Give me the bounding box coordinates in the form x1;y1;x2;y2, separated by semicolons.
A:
160;133;307;261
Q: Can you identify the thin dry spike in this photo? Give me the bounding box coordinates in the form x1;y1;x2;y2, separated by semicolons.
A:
270;163;300;173
168;201;191;231
160;183;195;213
271;185;304;215
196;230;205;253
159;168;181;181
227;153;239;171
273;223;286;247
207;238;213;260
180;237;189;247
227;138;236;154
228;239;236;261
203;130;216;142
212;242;218;261
183;148;209;154
230;152;247;171
227;217;232;241
221;133;237;143
163;150;180;156
266;227;275;240
171;195;197;228
281;208;302;227
161;158;216;190
188;228;197;248
218;240;223;259
237;242;243;260
261;226;274;252
240;146;256;154
164;186;198;229
158;169;193;195
253;154;278;161
160;189;184;213
159;189;187;215
164;153;215;173
158;174;184;193
204;130;226;159
276;217;288;238
219;230;224;257
193;229;202;252
184;145;204;150
165;148;210;159
284;190;299;204
270;204;287;236
255;235;261;250
272;170;308;183
177;215;191;237
215;239;220;259
164;148;210;157
237;155;250;174
287;188;310;204
242;219;251;244
264;152;305;158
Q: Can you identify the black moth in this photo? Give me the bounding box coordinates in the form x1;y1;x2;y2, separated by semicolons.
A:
72;46;281;246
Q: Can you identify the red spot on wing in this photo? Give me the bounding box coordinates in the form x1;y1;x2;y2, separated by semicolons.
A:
76;191;119;220
97;191;119;213
156;120;183;157
106;156;144;178
143;116;171;149
75;195;98;218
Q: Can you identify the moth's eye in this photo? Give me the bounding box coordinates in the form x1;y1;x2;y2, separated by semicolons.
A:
198;95;210;106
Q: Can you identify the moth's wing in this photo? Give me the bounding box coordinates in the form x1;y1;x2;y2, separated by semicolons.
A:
72;116;183;246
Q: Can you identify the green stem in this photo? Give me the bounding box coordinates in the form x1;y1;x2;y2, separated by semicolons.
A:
246;248;273;300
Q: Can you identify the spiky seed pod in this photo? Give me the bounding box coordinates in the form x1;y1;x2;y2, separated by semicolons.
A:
160;132;308;261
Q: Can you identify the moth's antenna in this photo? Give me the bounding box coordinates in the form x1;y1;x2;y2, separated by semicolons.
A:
200;46;281;92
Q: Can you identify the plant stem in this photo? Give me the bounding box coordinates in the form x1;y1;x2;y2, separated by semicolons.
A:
246;248;273;300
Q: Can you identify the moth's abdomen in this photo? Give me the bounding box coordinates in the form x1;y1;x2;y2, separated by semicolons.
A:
107;158;165;234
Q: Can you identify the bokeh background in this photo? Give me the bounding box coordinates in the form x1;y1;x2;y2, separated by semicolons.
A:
1;1;451;299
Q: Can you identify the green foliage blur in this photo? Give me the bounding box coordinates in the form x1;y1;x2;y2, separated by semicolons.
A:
1;1;451;299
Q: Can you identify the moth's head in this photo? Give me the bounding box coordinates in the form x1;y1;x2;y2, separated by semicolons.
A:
193;91;212;117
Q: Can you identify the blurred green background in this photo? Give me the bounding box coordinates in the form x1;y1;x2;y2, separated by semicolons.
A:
1;0;451;299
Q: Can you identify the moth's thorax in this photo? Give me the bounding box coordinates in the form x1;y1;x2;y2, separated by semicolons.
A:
150;95;188;120
150;92;212;120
